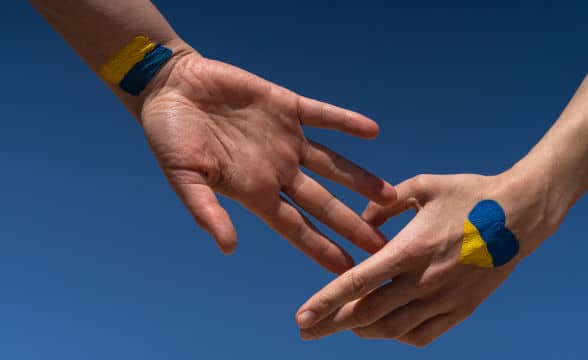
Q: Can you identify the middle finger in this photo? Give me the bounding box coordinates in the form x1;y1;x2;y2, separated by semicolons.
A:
284;171;387;254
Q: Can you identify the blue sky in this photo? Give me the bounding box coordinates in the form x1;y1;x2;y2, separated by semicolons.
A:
1;1;587;359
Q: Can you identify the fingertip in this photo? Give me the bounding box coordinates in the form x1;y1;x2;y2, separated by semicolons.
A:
370;230;388;253
297;310;318;329
361;202;382;223
330;245;355;275
354;116;380;139
213;228;238;255
326;258;355;275
218;240;238;255
317;241;355;275
368;118;380;135
372;181;398;206
332;251;355;275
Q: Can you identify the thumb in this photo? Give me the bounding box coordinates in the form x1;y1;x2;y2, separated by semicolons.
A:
362;174;434;227
175;182;238;254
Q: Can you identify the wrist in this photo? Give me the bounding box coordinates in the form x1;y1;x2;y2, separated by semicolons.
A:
491;168;560;259
112;37;199;124
495;141;585;259
492;76;588;259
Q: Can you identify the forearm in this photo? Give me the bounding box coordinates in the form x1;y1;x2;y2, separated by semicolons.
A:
28;0;195;119
502;75;588;254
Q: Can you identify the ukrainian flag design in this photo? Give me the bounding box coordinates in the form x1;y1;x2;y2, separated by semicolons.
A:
459;200;519;268
99;36;173;96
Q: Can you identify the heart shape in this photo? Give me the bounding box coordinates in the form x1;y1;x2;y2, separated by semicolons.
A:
460;200;519;268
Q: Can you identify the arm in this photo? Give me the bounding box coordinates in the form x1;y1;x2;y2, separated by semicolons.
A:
29;0;185;119
30;0;398;273
295;76;588;345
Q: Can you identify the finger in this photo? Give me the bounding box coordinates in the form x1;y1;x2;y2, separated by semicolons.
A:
302;141;397;205
398;313;460;348
362;174;433;227
284;172;387;254
295;218;425;329
175;183;238;254
353;299;449;340
258;195;355;275
362;201;410;228
300;276;417;340
297;96;379;139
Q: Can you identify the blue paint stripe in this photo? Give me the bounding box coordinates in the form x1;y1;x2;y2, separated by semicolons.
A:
119;45;173;96
468;200;519;267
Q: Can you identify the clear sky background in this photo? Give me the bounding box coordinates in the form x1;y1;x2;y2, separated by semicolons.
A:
1;1;587;359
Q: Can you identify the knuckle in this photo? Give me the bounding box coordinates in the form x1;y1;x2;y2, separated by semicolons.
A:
386;241;432;274
325;159;339;180
240;172;280;197
410;174;436;201
284;174;306;199
319;197;339;223
294;221;313;246
413;174;432;191
300;140;312;164
314;293;334;314
321;104;334;123
273;141;301;171
344;270;367;298
404;234;439;261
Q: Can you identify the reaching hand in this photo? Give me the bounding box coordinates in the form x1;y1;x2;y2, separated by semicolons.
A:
140;47;396;274
295;171;565;345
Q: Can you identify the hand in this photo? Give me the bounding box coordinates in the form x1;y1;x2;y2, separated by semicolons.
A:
295;171;564;346
140;44;396;274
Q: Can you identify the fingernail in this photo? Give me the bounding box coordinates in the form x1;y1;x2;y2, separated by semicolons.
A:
297;311;317;329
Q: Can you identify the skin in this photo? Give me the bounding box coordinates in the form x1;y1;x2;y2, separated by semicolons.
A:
30;0;398;274
31;0;588;347
296;76;588;346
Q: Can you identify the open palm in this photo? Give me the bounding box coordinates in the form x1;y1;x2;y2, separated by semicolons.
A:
140;53;396;273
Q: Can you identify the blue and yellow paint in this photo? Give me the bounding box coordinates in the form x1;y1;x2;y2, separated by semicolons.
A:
99;36;173;96
459;200;519;268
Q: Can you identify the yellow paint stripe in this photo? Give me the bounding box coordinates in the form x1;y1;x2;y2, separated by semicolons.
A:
459;219;494;268
99;36;157;85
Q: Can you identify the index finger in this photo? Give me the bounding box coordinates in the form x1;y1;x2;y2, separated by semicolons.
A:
295;252;395;329
302;141;397;206
295;217;425;329
295;243;410;329
297;96;379;139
